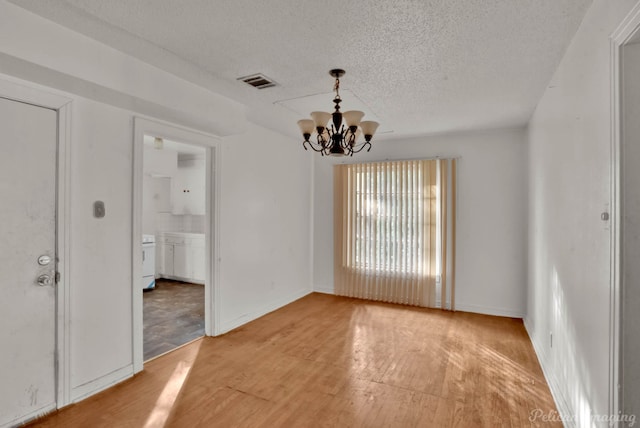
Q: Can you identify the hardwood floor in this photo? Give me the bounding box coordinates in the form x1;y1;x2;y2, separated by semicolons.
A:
29;293;559;427
144;279;205;361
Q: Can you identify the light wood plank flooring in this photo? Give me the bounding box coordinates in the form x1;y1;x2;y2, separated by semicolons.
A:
28;293;559;427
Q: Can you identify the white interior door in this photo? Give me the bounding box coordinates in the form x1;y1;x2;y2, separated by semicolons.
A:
0;97;58;426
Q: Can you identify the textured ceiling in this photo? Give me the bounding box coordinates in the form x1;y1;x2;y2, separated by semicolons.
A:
9;0;593;140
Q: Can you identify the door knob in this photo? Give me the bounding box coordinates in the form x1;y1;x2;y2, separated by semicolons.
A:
38;255;52;266
37;275;52;286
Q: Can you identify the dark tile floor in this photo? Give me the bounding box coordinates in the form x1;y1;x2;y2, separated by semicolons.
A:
143;279;204;361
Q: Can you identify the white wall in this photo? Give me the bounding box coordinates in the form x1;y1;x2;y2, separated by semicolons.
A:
218;123;313;333
68;97;135;398
526;0;638;424
313;127;528;318
0;1;312;410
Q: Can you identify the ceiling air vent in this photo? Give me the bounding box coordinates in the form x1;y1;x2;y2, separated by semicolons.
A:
238;73;277;89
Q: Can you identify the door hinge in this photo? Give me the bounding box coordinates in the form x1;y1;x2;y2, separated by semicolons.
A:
55;271;61;284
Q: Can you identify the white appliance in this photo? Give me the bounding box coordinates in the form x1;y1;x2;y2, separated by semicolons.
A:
142;234;156;290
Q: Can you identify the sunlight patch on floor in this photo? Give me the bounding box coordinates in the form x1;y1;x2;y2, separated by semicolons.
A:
143;341;201;428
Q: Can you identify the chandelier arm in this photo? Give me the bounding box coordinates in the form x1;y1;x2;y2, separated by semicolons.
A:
316;131;330;149
350;141;372;154
303;140;326;153
344;127;356;148
325;126;337;150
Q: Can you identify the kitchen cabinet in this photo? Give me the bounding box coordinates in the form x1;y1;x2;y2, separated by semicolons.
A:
143;146;177;177
173;243;191;279
157;233;205;284
171;158;205;215
159;241;174;276
146;176;171;213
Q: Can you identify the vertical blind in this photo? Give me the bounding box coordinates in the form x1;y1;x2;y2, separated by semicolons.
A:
333;159;457;309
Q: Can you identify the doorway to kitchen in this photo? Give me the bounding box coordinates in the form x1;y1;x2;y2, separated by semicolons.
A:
132;117;219;373
141;137;207;361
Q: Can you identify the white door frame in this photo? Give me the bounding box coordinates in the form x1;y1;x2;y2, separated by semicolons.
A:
0;75;73;409
610;1;640;420
132;117;220;373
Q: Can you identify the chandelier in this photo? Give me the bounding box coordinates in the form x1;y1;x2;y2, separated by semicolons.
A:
297;69;379;156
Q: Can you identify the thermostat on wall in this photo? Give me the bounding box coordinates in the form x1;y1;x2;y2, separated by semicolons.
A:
93;201;105;218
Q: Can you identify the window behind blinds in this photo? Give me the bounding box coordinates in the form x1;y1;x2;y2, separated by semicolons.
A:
334;158;456;308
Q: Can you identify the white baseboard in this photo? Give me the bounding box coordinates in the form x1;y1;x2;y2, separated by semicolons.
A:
1;402;56;428
312;292;523;319
157;274;204;285
455;302;524;318
313;286;335;295
217;288;311;335
523;318;575;428
70;364;133;404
